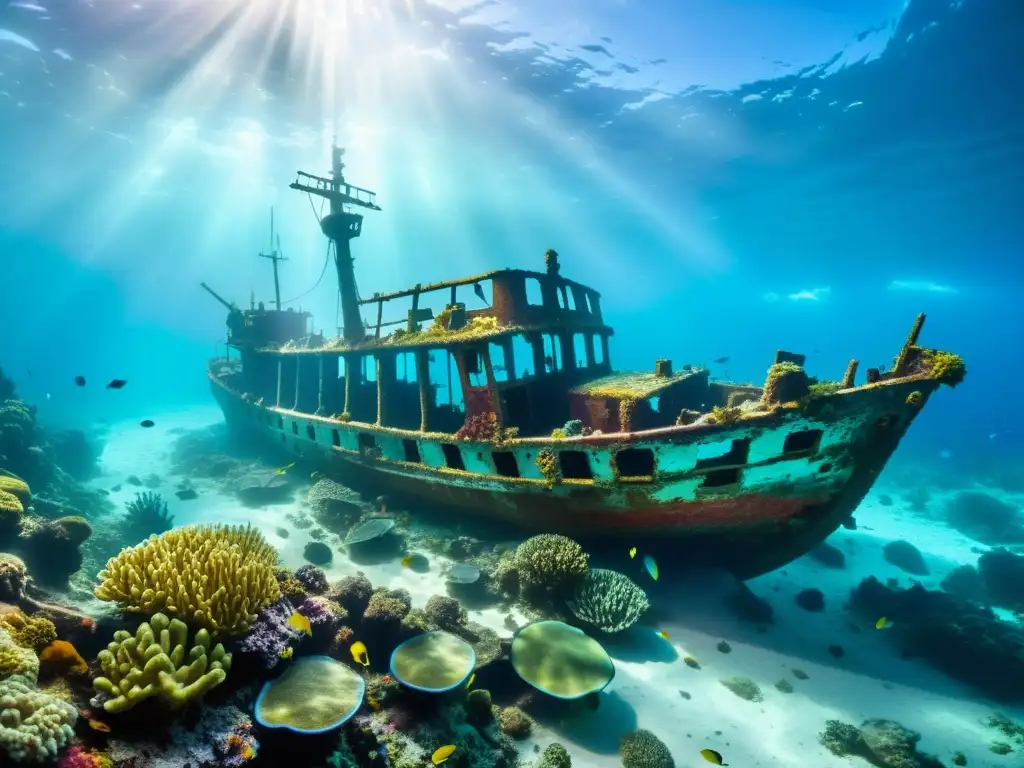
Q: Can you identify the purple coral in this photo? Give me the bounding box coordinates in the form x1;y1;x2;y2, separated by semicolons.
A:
294;564;329;594
238;598;301;669
295;595;345;628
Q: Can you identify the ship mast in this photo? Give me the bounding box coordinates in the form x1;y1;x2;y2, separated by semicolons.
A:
289;144;382;344
259;208;287;311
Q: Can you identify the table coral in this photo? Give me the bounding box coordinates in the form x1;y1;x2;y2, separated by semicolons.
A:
92;612;232;713
94;523;280;636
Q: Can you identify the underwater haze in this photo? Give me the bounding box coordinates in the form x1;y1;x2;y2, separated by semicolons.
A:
1;1;1024;767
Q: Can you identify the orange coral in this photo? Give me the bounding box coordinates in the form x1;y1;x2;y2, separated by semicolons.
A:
40;639;88;676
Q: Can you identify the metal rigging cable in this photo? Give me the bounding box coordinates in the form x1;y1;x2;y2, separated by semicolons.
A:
281;192;332;306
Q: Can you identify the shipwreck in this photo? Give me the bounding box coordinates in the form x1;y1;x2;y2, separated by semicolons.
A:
203;145;964;578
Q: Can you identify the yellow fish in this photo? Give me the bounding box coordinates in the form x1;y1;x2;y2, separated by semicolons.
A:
274;462;295;475
466;672;475;689
658;629;670;640
875;617;893;630
288;611;312;636
350;640;371;667
700;748;729;765
400;555;415;568
432;745;457;765
629;546;637;559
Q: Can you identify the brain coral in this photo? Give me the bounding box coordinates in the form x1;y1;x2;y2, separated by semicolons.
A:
0;477;29;505
94;524;280;636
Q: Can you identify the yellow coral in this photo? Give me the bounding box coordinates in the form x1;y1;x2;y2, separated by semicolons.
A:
0;626;39;681
0;488;23;517
0;476;29;504
0;611;57;653
92;612;232;713
94;524;280;636
535;449;560;487
39;640;88;676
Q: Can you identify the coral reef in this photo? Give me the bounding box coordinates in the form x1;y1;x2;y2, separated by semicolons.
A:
95;524;280;636
818;718;944;768
944;491;1024;545
497;706;533;739
978;548;1024;612
720;676;763;702
534;743;572;768
939;564;986;603
882;540;929;575
92;612;232;713
38;641;87;677
795;588;825;612
923;350;966;387
255;655;365;733
0;611;56;653
424;595;467;629
849;576;1024;701
0;672;78;763
535;450;560;487
808;541;845;568
761;362;809;404
565;568;649;633
512;534;589;595
330;572;374;619
238;598;304;669
619;729;675;768
303;541;333;565
122;492;175;543
294;564;329;595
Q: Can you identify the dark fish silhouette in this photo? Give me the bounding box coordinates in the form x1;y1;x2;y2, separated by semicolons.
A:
473;282;488;305
711;357;730;364
74;376;86;387
106;379;128;389
140;420;155;428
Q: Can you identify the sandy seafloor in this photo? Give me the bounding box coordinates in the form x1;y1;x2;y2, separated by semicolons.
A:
81;405;1024;768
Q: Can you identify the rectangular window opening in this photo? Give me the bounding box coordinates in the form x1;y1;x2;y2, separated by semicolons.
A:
701;468;741;488
332;429;341;448
615;448;655;479
306;424;316;442
695;438;750;470
291;421;299;435
277;415;284;429
492;451;520;478
403;439;422;463
783;429;823;455
560;451;593;480
525;277;544;306
358;432;376;452
442;443;466;471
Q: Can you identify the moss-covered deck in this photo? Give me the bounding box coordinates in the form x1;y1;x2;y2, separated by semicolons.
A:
570;369;705;401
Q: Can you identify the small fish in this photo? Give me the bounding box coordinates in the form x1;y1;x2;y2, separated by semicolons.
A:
350;640;370;667
875;617;893;630
629;546;637;559
643;554;659;581
88;719;112;733
74;375;86;387
287;611;312;636
657;629;670;640
711;356;730;364
274;462;295;475
400;554;415;568
683;656;701;669
700;748;728;765
140;419;155;428
106;378;128;389
466;672;475;689
432;745;457;765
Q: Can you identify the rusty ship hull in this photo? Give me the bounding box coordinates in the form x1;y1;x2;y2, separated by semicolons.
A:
209;359;935;579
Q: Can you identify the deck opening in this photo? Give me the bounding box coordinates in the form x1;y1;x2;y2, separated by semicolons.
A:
819;462;833;473
615;448;655;479
560;451;593;480
306;425;316;442
358;433;376;453
492;451;520;478
442;443;465;471
783;428;823;454
525;277;544;306
701;468;740;488
277;415;284;429
291;421;299;435
332;429;341;447
402;439;422;463
695;438;751;470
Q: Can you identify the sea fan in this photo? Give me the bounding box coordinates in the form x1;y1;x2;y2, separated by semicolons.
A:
123;491;175;543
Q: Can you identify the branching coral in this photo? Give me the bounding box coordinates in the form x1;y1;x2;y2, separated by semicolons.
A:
123;491;175;542
238;598;303;669
512;534;588;594
707;406;742;426
294;564;329;594
94;524;280;636
924;350;966;388
92;612;232;713
566;568;649;633
620;729;675;768
535;743;572;768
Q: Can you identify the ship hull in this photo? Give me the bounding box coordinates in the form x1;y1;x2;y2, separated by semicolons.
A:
209;364;933;578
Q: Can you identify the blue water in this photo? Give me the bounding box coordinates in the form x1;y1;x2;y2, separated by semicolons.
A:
1;1;1023;766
